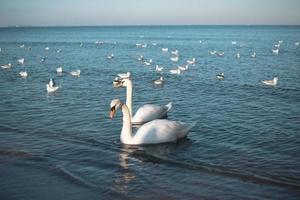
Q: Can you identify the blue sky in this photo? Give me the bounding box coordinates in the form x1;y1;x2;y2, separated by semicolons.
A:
0;0;300;26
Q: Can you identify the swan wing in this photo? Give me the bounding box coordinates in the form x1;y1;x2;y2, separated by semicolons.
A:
132;103;172;124
132;119;191;144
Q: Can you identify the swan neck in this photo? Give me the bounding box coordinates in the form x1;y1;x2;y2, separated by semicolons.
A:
125;80;133;117
121;103;133;144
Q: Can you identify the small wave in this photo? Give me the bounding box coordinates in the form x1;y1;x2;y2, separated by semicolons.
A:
50;165;97;189
132;150;300;190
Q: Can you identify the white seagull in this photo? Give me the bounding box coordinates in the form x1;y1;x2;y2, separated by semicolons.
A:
262;77;278;86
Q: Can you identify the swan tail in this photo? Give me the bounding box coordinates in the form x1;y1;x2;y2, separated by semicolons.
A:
165;102;172;112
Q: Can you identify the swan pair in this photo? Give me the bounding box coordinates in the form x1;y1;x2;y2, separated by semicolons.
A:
113;75;172;124
110;99;193;145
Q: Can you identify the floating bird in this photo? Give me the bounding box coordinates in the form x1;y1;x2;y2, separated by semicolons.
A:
272;49;279;55
117;72;131;79
251;52;256;58
162;48;168;52
236;53;241;59
70;69;81;77
137;55;144;61
232;41;237;45
109;99;193;145
144;59;152;66
178;65;189;71
56;67;63;73
40;57;46;63
154;77;165;85
187;58;196;65
141;44;147;48
217;52;225;57
45;47;50;51
170;56;178;62
19;71;28;78
169;68;181;75
295;42;299;46
107;53;114;59
210;51;217;55
56;49;61;53
17;58;25;64
47;78;59;93
156;65;163;72
1;63;12;69
216;73;224;80
19;44;25;48
262;77;278;86
136;43;142;47
171;49;179;56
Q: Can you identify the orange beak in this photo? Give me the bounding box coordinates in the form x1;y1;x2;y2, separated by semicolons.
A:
109;108;116;119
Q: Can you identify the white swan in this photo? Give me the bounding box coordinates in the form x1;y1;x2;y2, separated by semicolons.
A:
187;58;196;65
113;78;172;124
210;51;217;55
109;99;193;145
217;52;224;57
216;73;224;80
262;77;278;86
156;65;163;72
56;67;63;73
47;79;59;92
19;71;28;78
162;48;168;52
17;58;25;64
144;59;152;66
154;77;164;85
1;63;11;69
70;70;80;77
118;72;131;79
45;47;50;51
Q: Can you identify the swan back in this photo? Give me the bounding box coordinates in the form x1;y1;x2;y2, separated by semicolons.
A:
132;103;171;124
131;119;192;145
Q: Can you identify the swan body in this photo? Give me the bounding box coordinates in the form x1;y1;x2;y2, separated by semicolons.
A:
171;57;178;62
156;65;163;72
17;58;25;64
210;51;217;55
70;70;80;76
187;58;196;65
56;67;63;73
162;48;168;52
112;77;172;124
262;77;278;86
19;71;28;78
1;63;11;69
110;99;192;145
153;77;164;85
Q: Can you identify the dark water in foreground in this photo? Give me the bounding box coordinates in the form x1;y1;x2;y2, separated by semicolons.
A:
0;26;300;199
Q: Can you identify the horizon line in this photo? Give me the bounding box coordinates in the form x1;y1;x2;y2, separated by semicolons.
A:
1;24;300;28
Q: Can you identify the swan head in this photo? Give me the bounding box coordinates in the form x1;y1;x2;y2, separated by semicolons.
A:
110;99;123;118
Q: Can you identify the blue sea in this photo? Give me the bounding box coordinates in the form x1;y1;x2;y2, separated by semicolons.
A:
0;26;300;200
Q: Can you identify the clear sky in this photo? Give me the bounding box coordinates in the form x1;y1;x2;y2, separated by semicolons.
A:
0;0;300;26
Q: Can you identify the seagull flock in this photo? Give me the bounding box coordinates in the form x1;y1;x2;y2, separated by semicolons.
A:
1;37;299;93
